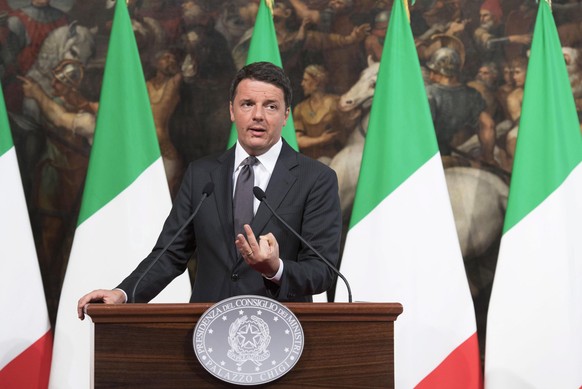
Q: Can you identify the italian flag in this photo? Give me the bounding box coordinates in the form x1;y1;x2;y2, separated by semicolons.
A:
0;83;53;388
335;0;481;387
484;2;582;388
49;1;190;388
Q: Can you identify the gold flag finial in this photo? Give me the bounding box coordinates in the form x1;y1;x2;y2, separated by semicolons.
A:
403;0;411;21
266;0;274;14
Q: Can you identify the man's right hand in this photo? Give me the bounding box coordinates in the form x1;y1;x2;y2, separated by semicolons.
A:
17;76;43;99
77;289;126;320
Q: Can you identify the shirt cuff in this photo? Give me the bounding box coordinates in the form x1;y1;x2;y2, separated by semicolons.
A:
262;258;284;284
115;288;128;303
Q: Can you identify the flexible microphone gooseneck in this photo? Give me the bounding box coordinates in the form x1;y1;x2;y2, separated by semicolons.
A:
130;182;214;303
252;186;353;303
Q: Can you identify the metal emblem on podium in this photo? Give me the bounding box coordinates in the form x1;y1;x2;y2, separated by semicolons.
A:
193;295;304;385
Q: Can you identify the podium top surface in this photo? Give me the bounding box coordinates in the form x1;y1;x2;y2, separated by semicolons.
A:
87;302;403;324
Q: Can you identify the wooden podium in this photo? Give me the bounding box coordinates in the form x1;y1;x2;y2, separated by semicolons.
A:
87;302;402;388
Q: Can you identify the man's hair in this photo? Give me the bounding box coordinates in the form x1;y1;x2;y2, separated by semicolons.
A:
510;56;528;71
151;48;184;67
229;62;292;109
480;61;499;77
304;64;329;86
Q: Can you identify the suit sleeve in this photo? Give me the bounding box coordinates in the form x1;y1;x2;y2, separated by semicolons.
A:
272;163;342;301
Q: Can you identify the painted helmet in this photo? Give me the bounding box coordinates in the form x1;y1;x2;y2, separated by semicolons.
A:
426;47;462;77
52;59;84;90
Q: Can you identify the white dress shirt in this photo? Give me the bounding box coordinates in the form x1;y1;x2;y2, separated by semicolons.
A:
233;139;284;282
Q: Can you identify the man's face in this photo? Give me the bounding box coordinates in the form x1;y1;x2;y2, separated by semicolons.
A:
51;78;68;97
301;72;318;96
477;66;496;88
182;0;203;24
183;30;200;51
230;79;289;156
429;69;443;84
157;52;179;76
512;66;526;88
479;9;496;30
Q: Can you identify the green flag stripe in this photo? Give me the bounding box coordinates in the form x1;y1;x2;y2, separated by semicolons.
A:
503;1;582;232
350;0;438;227
227;0;298;150
0;86;14;156
77;0;160;225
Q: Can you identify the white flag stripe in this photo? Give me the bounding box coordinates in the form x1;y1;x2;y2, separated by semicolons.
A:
485;163;582;389
61;159;189;302
49;159;190;388
338;154;475;388
0;148;51;369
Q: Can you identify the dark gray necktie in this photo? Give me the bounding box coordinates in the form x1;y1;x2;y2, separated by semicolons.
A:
233;156;258;236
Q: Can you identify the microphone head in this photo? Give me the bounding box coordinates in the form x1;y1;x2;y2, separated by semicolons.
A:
253;186;266;201
202;182;214;196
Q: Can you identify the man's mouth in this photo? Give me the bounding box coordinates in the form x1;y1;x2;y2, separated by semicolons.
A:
249;127;266;135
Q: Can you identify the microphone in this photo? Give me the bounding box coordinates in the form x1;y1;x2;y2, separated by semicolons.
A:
130;182;214;303
253;186;353;303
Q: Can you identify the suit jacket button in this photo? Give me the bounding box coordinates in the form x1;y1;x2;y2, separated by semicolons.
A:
231;273;239;281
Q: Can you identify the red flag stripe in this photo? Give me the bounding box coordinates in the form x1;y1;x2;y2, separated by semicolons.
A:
0;330;53;389
416;333;482;389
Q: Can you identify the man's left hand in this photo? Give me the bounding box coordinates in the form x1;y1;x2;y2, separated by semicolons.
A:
235;224;280;277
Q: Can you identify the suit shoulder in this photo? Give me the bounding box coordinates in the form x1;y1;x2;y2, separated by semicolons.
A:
186;149;230;171
296;152;338;179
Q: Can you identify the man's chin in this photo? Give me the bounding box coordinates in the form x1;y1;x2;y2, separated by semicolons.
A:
481;22;496;31
245;138;274;153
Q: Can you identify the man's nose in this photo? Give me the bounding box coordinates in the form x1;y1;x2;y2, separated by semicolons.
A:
252;106;265;120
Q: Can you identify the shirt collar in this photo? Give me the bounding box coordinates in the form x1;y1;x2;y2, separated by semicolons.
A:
234;139;282;174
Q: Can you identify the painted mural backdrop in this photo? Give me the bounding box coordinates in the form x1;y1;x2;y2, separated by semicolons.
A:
2;0;581;356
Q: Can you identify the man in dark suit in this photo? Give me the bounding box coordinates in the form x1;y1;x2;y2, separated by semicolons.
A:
77;62;342;318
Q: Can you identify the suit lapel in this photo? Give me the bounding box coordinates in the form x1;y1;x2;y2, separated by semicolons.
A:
251;141;298;235
211;147;238;261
